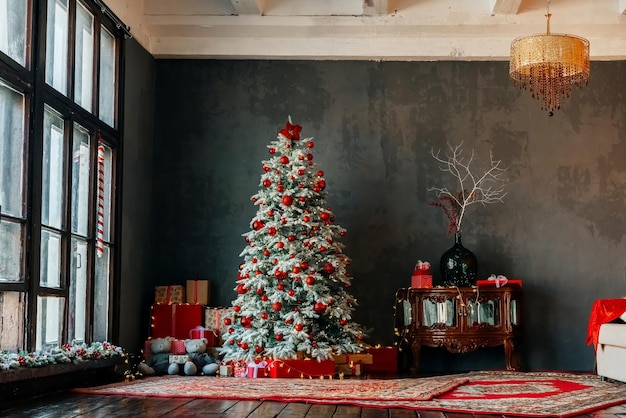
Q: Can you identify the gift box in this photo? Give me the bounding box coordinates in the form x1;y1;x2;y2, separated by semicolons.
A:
267;359;335;379
205;307;231;334
219;365;233;377
336;363;362;376
150;303;204;340
189;325;218;346
155;285;185;304
332;353;373;365
143;338;185;359
247;360;268;378
234;364;248;377
186;279;210;305
169;354;191;364
366;346;398;373
476;278;522;288
411;274;432;288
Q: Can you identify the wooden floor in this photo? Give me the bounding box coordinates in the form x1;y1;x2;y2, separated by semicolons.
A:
3;391;626;418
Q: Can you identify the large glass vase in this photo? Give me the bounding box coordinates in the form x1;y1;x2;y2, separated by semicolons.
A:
439;232;477;287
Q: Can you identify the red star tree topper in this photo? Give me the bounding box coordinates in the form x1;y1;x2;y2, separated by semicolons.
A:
220;117;366;362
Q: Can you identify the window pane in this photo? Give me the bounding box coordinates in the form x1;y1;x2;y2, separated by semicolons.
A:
40;228;62;288
42;106;65;230
0;291;27;351
0;81;26;218
45;0;68;94
99;27;115;126
93;244;109;342
36;296;65;350
69;238;87;342
0;0;28;67
0;220;25;282
71;124;90;236
74;1;93;112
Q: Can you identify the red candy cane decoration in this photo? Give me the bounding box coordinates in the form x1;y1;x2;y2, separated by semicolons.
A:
96;144;105;257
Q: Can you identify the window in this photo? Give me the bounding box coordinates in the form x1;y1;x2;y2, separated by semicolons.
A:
0;0;125;353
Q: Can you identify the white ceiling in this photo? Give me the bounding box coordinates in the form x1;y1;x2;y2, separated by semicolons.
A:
104;0;626;60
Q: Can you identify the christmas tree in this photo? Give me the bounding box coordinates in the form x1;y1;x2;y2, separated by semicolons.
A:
220;118;365;362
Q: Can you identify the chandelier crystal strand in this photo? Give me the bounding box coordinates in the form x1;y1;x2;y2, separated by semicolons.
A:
509;0;589;113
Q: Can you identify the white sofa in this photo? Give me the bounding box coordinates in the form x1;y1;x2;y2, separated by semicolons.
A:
596;321;626;383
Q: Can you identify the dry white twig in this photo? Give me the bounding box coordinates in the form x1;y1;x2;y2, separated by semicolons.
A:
429;142;507;233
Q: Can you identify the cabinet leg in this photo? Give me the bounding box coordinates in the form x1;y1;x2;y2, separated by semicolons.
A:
504;338;521;371
410;342;421;374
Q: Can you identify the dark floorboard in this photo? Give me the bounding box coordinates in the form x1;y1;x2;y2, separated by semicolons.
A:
2;389;626;418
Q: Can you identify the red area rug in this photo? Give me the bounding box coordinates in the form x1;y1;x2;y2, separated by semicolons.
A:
73;371;626;417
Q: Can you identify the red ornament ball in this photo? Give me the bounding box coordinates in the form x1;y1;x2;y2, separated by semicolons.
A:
268;226;277;236
280;156;289;164
255;345;263;353
282;195;294;206
339;319;347;326
224;317;232;325
313;301;327;313
307;141;314;148
275;334;283;341
295;323;304;332
320;212;330;221
269;147;276;154
272;301;283;311
288;289;295;296
233;306;241;313
323;263;335;275
261;312;268;320
317;170;324;177
262;179;271;188
305;276;316;285
297;169;305;176
241;342;249;350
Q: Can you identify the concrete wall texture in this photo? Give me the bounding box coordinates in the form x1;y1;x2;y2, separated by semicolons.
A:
127;57;626;373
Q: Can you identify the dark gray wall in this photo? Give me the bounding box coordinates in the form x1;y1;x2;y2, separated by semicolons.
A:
118;38;156;353
146;59;626;373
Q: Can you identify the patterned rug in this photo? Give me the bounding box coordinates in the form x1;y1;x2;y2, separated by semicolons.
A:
73;371;626;417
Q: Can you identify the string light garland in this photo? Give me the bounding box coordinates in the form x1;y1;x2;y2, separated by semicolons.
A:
509;0;590;114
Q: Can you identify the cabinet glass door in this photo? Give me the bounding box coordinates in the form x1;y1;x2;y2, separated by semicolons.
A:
467;297;501;327
422;297;456;327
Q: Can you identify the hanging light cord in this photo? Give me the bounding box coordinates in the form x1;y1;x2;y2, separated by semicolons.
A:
545;0;551;35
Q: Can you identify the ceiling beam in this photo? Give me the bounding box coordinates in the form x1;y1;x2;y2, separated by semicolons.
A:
490;0;522;15
230;0;264;15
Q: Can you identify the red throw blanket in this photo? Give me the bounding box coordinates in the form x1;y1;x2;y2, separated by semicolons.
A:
587;298;626;350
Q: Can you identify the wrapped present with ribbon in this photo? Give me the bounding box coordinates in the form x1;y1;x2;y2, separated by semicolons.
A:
186;279;210;305
189;325;218;346
155;285;185;304
219;364;233;377
205;306;232;335
150;303;204;340
411;260;432;288
233;361;248;377
247;360;268;378
476;274;522;288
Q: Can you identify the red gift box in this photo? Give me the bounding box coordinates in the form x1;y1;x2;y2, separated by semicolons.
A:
476;279;522;288
150;303;204;340
267;359;335;378
411;274;432;288
189;326;218;346
143;338;185;360
366;346;398;373
247;360;268;378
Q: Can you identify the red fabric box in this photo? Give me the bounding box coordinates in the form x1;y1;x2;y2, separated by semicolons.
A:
150;303;204;340
189;326;218;346
366;346;398;373
267;359;335;378
411;274;432;288
476;279;522;288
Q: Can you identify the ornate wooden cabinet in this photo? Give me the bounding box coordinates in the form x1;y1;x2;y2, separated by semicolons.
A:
394;286;522;373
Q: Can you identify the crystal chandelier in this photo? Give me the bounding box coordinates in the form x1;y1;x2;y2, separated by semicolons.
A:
509;0;590;114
